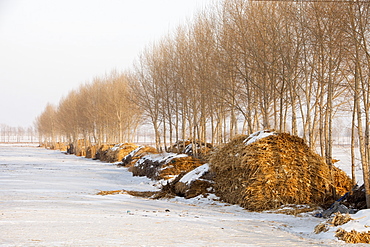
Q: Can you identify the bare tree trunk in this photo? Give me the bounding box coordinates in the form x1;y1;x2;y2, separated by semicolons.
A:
153;120;162;152
351;103;357;186
355;66;370;207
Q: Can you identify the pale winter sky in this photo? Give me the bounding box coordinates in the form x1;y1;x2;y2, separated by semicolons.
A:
0;0;217;128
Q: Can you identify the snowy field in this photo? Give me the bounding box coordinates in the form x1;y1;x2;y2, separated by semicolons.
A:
0;145;367;246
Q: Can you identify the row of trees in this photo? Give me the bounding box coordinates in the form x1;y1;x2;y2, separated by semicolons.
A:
36;71;140;147
133;0;370;164
36;0;370;204
0;124;37;143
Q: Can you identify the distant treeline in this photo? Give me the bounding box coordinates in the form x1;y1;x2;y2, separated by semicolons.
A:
36;71;140;147
36;0;370;168
0;124;38;143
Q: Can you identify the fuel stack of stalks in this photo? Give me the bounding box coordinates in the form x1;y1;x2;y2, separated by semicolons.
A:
119;146;159;168
66;139;91;157
167;140;213;160
131;153;205;181
85;145;98;159
210;131;352;211
102;143;139;163
88;143;136;162
46;142;68;152
94;144;115;160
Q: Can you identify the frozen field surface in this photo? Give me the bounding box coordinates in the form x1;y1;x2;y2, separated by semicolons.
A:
0;145;362;246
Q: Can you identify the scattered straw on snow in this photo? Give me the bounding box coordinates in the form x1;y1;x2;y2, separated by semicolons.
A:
340;209;370;232
314;210;370;243
334;210;370;243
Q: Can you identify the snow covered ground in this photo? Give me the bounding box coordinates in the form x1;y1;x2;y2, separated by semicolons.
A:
0;145;368;246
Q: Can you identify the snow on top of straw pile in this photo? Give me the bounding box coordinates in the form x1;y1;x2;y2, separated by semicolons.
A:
111;143;124;151
120;145;159;167
127;146;144;158
134;153;187;168
244;130;277;145
105;143;139;163
179;163;209;185
131;152;204;181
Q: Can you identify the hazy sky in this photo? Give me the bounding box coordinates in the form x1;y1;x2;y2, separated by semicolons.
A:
0;0;216;128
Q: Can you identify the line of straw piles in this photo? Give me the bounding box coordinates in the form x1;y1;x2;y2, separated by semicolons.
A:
210;131;352;211
119;147;212;199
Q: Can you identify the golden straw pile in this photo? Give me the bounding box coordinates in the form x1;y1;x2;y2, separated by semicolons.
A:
72;139;90;156
210;132;352;211
108;143;138;163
